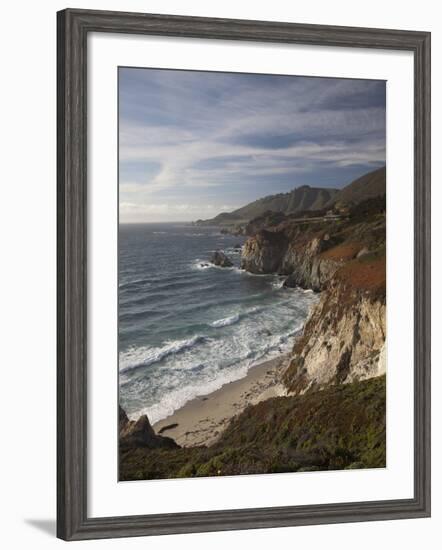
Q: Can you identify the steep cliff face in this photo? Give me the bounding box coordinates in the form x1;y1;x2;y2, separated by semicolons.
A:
240;202;386;394
283;256;386;393
241;224;352;290
240;229;288;273
279;236;342;291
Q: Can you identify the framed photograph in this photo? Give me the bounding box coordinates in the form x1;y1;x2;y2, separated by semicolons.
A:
57;8;431;541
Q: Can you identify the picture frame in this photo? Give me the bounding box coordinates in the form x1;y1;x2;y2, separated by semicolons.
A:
57;8;431;541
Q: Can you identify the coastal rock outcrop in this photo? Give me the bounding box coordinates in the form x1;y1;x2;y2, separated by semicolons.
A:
283;253;386;393
240;229;288;273
119;405;179;449
239;195;386;394
280;236;343;291
210;250;233;268
220;226;246;236
241;226;347;290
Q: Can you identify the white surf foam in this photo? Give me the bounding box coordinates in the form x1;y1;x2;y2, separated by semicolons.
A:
119;334;206;373
120;289;320;424
210;313;240;328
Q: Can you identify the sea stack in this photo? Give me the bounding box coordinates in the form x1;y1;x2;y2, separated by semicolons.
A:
210;250;233;268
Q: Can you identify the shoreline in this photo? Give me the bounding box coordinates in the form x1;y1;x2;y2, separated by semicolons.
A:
153;353;289;447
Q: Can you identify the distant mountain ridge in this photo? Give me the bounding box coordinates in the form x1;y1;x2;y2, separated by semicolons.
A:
196;166;385;227
196;185;339;226
328;166;386;208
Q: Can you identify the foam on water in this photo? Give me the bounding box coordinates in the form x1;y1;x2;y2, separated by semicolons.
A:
210;313;240;327
119;295;313;422
120;334;207;373
191;258;236;271
126;322;304;424
271;277;287;289
119;224;319;423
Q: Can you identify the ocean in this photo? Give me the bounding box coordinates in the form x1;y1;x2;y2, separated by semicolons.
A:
119;223;318;424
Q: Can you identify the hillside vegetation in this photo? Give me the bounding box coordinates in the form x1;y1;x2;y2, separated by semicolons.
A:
196;185;339;226
328;166;386;207
195;166;385;228
120;376;386;480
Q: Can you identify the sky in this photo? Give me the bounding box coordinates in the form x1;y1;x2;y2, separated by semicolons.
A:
119;67;386;223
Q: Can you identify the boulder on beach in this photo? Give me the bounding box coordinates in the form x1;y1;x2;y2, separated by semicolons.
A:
210;250;233;268
119;405;180;450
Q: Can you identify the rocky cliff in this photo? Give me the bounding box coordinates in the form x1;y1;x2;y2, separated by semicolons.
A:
240;197;386;393
283;253;386;393
241;225;342;290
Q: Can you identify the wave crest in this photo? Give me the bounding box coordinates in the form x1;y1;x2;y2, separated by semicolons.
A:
120;334;206;373
210;314;240;328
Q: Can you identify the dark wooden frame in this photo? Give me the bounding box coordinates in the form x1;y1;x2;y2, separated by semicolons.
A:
57;8;431;541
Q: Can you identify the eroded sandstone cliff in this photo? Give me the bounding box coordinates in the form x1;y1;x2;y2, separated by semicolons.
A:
283;253;386;393
240;197;386;394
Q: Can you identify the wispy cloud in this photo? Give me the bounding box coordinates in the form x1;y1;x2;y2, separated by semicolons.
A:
119;69;385;222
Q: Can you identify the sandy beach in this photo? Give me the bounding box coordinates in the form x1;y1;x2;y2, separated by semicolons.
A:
153;354;289;447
